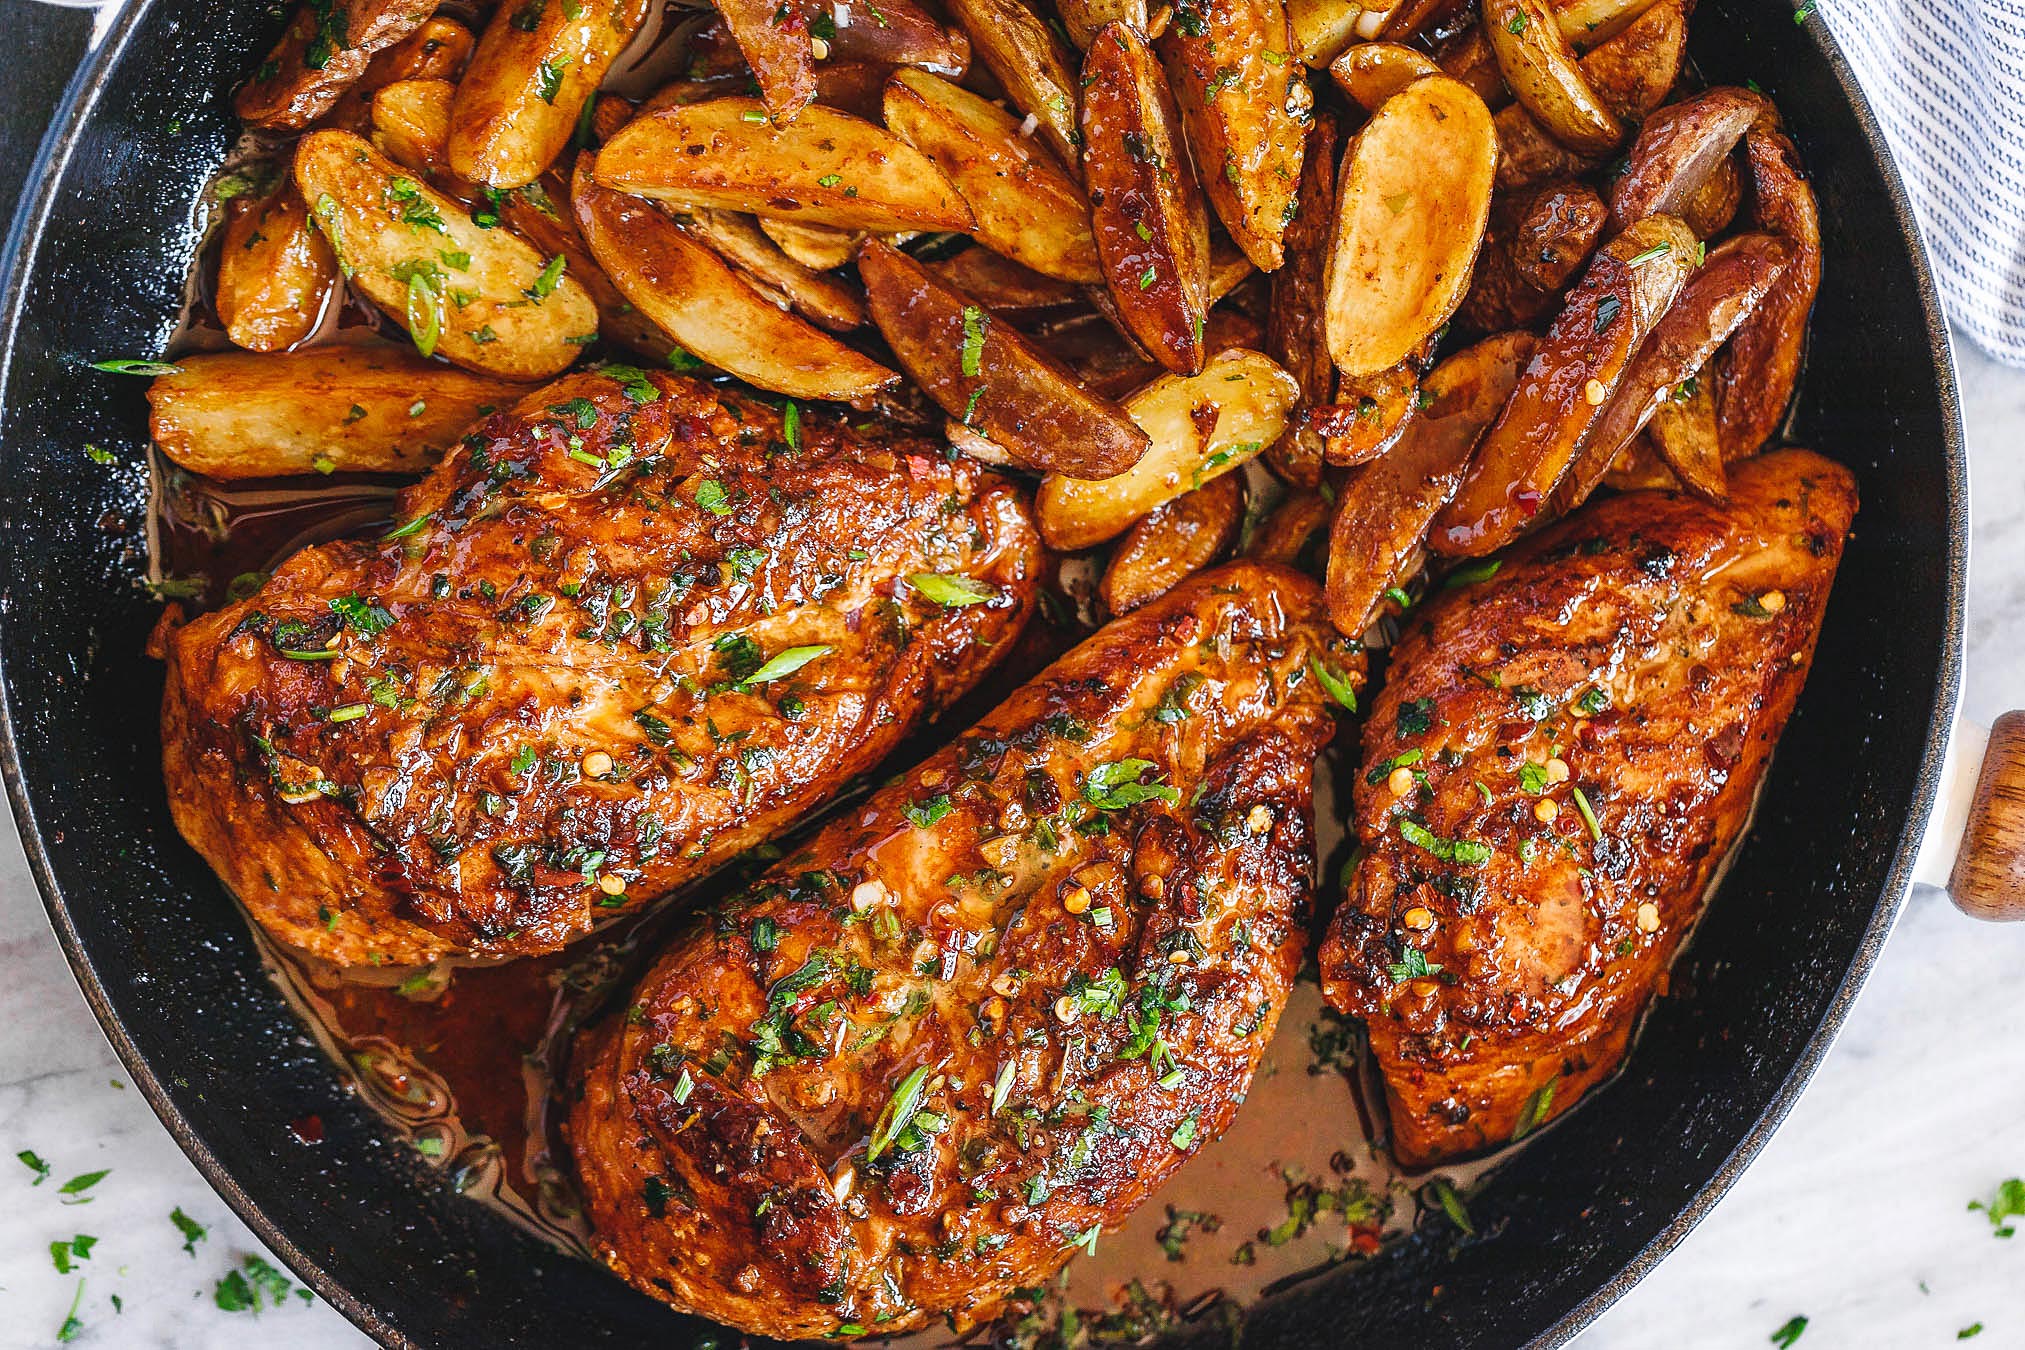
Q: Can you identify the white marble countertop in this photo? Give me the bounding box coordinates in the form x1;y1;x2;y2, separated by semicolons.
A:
1;332;2020;1348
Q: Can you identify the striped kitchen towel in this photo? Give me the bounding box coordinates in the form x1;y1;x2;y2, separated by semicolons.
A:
1820;0;2025;365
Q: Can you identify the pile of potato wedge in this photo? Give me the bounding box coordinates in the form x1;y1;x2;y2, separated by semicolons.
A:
150;0;1819;637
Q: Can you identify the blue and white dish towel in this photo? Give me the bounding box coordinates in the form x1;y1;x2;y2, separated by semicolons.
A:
1821;0;2025;364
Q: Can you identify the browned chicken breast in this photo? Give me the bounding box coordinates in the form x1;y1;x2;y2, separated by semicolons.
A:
161;370;1041;966
566;563;1358;1338
1319;449;1856;1166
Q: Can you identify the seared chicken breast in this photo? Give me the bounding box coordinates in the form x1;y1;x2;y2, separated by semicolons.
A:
162;370;1040;966
566;563;1357;1338
1320;450;1856;1165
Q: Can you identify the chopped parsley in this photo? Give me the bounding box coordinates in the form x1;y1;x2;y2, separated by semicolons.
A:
1969;1178;2025;1236
693;478;732;514
1083;759;1179;812
904;794;952;828
960;304;989;378
527;252;567;298
1769;1315;1808;1348
1387;946;1443;983
18;1149;49;1184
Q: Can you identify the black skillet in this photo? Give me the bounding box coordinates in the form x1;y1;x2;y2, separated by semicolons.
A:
0;0;1987;1345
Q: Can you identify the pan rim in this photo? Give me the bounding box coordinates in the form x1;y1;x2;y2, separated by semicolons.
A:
0;4;1968;1349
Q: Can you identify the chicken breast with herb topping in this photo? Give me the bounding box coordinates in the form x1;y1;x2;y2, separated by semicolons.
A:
160;369;1041;966
566;562;1358;1338
1320;450;1856;1164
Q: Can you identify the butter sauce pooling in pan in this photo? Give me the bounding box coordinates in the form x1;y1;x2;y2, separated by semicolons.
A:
135;0;1849;1338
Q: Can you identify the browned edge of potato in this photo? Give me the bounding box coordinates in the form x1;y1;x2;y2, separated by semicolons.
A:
1080;21;1213;375
1608;85;1766;230
572;158;899;404
1325;74;1497;379
1265;111;1342;486
1100;471;1244;613
1331;41;1440;112
215;183;339;352
857;237;1150;478
1432;213;1698;556
1484;0;1623;156
147;344;530;479
1324;330;1536;636
1716;119;1821;460
235;0;437;130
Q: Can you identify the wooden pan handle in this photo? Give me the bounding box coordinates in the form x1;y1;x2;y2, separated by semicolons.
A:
1949;711;2025;921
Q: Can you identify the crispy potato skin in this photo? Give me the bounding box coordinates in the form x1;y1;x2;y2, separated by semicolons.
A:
295;130;599;379
215;185;339;353
236;0;437;129
161;372;1041;966
448;0;651;189
1483;0;1622;156
858;239;1150;478
714;0;820;123
1458;181;1608;333
147;345;529;478
1157;0;1309;270
1321;450;1856;1165
369;77;456;176
1100;472;1243;613
1716;121;1821;460
1265;112;1340;486
1081;22;1213;375
1492;0;1685;189
947;0;1085;169
1607;86;1766;231
568;563;1352;1337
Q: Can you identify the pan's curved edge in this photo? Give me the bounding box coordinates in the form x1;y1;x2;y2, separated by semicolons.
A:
0;5;411;1346
1526;9;1971;1348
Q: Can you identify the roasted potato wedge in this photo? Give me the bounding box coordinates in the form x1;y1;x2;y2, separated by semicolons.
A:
883;70;1102;283
1058;0;1149;50
493;166;676;362
1431;213;1698;555
1080;22;1212;374
828;0;972;74
147;345;529;479
1157;0;1309;270
1641;378;1720;490
364;16;476;89
1435;23;1509;108
759;217;862;270
1331;42;1442;112
296;130;597;379
573;160;898;402
928;248;1083;313
371;78;456;177
1551;0;1662;48
674;210;866;332
1484;0;1622;155
1317;361;1421;466
1609;86;1766;230
594;100;976;233
1558;232;1793;508
1100;471;1243;613
1716;120;1821;459
235;0;436;129
1380;0;1468;41
1246;487;1333;566
1457;180;1608;331
1324;331;1534;635
946;0;1085;169
1290;0;1367;66
215;184;339;353
1324;75;1496;379
1265;112;1341;486
713;0;819;124
448;0;650;190
1036;348;1299;549
1493;0;1685;188
1681;151;1744;238
858;238;1149;477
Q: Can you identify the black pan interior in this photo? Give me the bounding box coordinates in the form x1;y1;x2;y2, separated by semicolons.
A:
0;2;1965;1346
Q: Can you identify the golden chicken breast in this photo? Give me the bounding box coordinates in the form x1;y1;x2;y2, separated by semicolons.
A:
161;370;1040;966
566;562;1359;1337
1320;449;1856;1165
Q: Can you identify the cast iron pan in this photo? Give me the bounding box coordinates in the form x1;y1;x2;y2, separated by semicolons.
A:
0;1;1968;1346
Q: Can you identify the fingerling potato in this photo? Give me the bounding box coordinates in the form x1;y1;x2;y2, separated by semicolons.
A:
594;99;976;233
1641;377;1721;491
1317;361;1421;466
295;129;598;379
573;160;899;403
946;0;1085;169
215;184;340;353
712;0;819;124
882;70;1102;283
1331;42;1442;113
1037;347;1299;549
827;0;972;75
370;78;456;177
236;0;436;129
1492;0;1686;189
1324;74;1496;379
449;0;652;190
1324;331;1533;636
1431;213;1698;555
1484;0;1622;155
1265;112;1341;486
759;217;862;270
1100;470;1243;613
1289;0;1367;66
1081;22;1212;375
1058;0;1149;50
1246;487;1333;567
147;344;529;479
858;237;1149;477
493;165;678;362
928;248;1083;314
1157;0;1310;270
675;210;867;332
1715;120;1820;459
1608;85;1766;230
